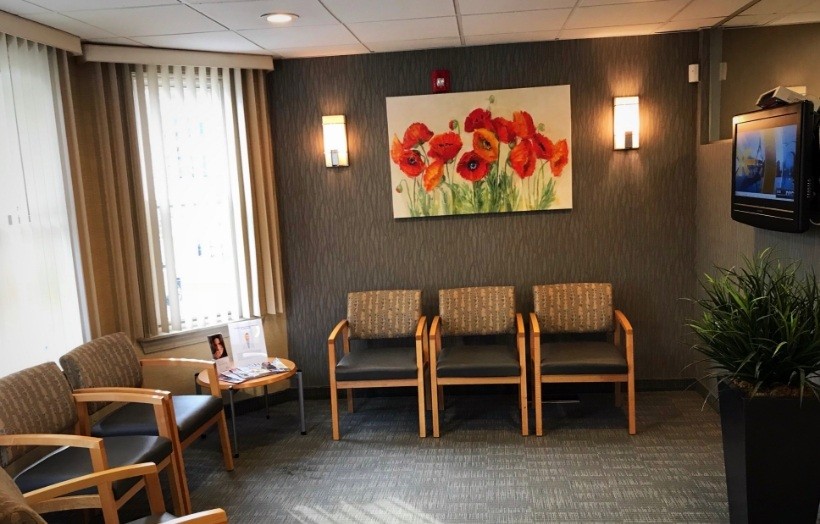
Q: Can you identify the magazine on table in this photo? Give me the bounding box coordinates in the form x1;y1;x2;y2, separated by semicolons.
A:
218;358;290;384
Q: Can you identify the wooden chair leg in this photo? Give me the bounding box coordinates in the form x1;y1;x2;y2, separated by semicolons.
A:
627;374;636;435
614;383;623;408
519;379;528;437
347;389;354;413
437;386;444;411
417;380;426;438
166;452;190;516
431;380;440;438
425;372;432;411
330;386;340;441
534;378;543;437
216;412;234;471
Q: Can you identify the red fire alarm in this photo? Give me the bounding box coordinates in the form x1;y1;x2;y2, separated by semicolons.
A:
431;69;450;93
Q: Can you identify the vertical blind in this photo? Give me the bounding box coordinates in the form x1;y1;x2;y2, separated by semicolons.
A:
132;65;260;335
0;34;85;375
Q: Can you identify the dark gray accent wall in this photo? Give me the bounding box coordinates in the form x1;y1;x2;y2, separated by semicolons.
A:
720;23;820;140
270;34;700;386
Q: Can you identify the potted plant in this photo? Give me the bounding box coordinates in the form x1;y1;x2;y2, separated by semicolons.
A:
689;249;820;523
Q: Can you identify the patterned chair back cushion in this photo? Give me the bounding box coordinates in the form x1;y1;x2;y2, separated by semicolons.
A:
0;363;78;468
59;332;143;415
347;290;421;339
438;286;516;336
0;467;46;523
533;283;613;334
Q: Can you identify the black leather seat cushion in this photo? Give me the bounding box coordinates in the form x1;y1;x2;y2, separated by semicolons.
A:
437;344;520;377
335;346;417;381
14;435;172;498
92;395;223;441
540;341;628;375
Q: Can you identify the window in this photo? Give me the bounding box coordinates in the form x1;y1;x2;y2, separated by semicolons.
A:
132;65;258;335
0;34;85;374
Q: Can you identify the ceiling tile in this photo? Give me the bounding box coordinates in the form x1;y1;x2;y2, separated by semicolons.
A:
367;36;460;53
23;11;115;38
462;9;572;35
658;16;722;31
191;0;337;31
0;0;47;15
86;36;145;45
723;13;777;27
26;0;173;10
322;0;453;23
559;23;661;39
770;11;820;24
742;0;813;15
66;5;224;37
133;31;264;53
275;43;369;59
580;0;659;5
238;24;357;49
465;30;560;46
459;0;576;15
349;17;458;43
566;0;688;28
795;1;820;12
674;0;751;20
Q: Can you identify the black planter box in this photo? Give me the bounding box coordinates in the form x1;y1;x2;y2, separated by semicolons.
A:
719;383;820;523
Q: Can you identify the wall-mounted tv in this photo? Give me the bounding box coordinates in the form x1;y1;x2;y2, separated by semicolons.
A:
731;100;817;233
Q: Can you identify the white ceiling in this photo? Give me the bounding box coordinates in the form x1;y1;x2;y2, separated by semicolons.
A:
0;0;818;58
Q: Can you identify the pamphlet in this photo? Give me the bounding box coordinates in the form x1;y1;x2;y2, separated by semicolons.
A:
218;358;290;384
228;319;268;367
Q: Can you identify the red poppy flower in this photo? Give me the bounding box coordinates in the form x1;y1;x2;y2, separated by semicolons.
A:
402;122;434;149
532;133;554;160
428;132;463;162
464;108;492;132
509;140;536;179
423;160;444;192
512;111;535;139
492;117;517;143
472;128;499;163
550;139;569;176
398;150;425;177
456;151;489;182
390;135;404;165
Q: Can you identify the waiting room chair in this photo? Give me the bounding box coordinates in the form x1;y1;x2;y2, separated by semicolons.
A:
430;286;528;437
59;333;234;477
530;283;636;436
0;363;190;520
0;461;227;524
327;290;428;440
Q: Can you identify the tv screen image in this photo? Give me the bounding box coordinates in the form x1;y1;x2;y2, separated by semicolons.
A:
734;124;797;202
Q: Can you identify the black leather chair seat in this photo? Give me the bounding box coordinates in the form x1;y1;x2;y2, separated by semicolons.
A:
437;344;520;377
14;435;172;498
92;395;223;441
335;346;417;381
540;341;628;375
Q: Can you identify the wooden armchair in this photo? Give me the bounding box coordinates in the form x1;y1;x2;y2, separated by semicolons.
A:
430;286;528;437
530;283;635;437
59;333;234;476
0;363;190;520
327;290;428;440
0;461;227;524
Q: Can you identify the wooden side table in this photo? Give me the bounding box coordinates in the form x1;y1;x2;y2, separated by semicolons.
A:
196;357;306;457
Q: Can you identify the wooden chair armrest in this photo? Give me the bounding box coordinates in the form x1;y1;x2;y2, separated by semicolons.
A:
515;313;526;366
529;313;541;366
429;316;441;371
0;434;103;449
614;309;634;366
415;317;428;365
167;508;228;524
23;462;159;505
328;319;349;345
614;310;633;335
141;357;216;370
73;389;168;406
327;319;348;371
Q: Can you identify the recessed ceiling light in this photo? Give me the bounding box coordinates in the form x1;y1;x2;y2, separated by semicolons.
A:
262;12;299;24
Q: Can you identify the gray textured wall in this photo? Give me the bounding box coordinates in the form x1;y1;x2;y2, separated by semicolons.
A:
270;34;700;386
720;23;820;140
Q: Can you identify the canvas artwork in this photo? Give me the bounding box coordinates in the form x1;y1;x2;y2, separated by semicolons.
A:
386;85;572;219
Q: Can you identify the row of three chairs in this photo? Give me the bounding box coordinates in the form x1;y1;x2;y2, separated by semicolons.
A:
328;283;636;439
0;334;233;523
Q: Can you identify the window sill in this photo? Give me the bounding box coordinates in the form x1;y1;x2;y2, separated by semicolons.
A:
138;324;229;354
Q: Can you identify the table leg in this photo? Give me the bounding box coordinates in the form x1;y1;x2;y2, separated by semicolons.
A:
264;385;270;419
228;388;239;458
297;369;306;435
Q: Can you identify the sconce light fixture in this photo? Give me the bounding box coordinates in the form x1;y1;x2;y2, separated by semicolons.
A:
613;96;639;150
322;115;348;167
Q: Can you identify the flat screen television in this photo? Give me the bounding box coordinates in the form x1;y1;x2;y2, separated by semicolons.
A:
731;100;817;233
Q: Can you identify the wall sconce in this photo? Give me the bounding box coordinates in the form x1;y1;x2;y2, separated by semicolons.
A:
322;115;348;167
613;96;639;150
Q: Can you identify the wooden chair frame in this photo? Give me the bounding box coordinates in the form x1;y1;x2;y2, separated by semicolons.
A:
328;316;429;440
0;390;190;521
429;313;529;437
22;462;227;524
530;310;636;437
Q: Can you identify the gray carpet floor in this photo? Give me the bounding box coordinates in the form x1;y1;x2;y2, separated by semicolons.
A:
174;390;729;523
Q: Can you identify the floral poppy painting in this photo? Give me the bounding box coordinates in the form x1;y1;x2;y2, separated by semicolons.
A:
386;85;572;218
